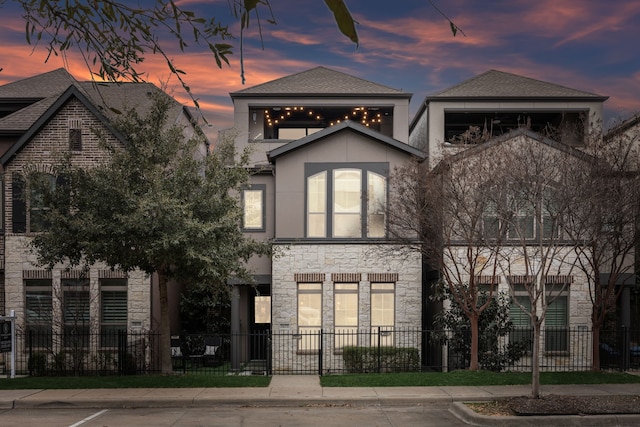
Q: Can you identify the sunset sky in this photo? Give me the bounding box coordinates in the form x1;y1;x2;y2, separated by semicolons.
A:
1;0;639;140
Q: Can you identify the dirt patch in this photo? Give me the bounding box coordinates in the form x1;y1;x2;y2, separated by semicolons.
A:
467;395;640;416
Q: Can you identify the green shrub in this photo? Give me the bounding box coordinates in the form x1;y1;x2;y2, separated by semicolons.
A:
28;352;47;376
342;346;420;373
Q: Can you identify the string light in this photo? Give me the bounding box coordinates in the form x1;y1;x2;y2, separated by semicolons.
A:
262;106;383;128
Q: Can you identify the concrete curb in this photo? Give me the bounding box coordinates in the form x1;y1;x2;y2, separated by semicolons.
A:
449;401;640;427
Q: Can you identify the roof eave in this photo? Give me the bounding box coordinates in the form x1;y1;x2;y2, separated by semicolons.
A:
268;120;426;162
231;92;412;100
426;95;609;103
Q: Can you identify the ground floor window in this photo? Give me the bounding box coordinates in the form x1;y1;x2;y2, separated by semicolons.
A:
100;278;128;347
25;279;52;348
509;297;533;352
298;283;322;351
545;295;568;352
334;283;358;349
508;282;569;353
63;278;90;349
371;282;395;346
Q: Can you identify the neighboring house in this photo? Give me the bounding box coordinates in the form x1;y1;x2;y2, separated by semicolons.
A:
0;69;204;368
410;69;637;370
229;67;425;372
410;69;607;169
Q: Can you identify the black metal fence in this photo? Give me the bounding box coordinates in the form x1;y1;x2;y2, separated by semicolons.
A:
2;327;638;377
1;330;160;376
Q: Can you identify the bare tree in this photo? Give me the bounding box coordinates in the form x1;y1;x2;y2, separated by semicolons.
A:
562;119;640;371
388;146;506;371
486;133;588;398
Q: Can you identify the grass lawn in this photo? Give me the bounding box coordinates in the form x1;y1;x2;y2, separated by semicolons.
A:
0;370;638;390
319;371;640;387
0;374;270;390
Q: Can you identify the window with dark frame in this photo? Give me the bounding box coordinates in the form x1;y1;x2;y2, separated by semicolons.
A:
100;278;128;348
25;279;53;348
306;163;388;239
68;118;83;151
62;278;90;349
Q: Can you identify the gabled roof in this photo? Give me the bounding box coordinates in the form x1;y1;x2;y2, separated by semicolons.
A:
0;68;79;99
0;85;127;166
433;127;595;174
605;113;640;141
0;96;60;132
231;66;411;99
78;81;189;126
429;70;608;100
410;69;609;132
267;120;425;162
0;68;200;141
0;68;190;127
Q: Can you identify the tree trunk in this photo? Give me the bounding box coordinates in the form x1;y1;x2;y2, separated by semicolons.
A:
469;314;479;371
592;322;601;372
531;322;541;398
158;270;172;374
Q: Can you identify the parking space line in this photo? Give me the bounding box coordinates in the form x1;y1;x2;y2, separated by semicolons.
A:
68;409;109;427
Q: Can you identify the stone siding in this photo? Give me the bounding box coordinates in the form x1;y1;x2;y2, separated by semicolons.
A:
271;243;422;373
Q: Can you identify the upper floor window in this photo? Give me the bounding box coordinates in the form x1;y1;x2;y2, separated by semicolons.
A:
242;185;265;232
306;163;387;239
68;118;83;151
12;172;59;233
30;173;57;232
483;188;559;241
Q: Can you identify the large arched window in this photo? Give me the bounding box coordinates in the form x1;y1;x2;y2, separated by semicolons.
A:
306;163;388;239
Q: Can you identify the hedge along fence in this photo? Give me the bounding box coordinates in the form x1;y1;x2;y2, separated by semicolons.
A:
342;346;420;373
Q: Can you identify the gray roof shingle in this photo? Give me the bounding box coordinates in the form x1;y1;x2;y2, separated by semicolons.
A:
231;66;411;98
429;70;607;99
0;68;79;99
0;69;188;132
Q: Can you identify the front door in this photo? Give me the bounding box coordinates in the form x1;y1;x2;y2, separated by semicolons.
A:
250;286;270;360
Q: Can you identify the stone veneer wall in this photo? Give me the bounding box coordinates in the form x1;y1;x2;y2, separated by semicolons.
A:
444;246;593;371
271;243;422;373
5;235;151;353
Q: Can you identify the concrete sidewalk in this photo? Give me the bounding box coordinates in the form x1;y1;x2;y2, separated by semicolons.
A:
1;376;639;426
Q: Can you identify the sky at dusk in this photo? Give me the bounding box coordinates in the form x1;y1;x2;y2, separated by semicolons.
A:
1;0;639;141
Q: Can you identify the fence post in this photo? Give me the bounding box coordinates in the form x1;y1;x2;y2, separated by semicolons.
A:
622;325;630;371
267;331;272;375
28;329;33;376
118;330;129;375
377;327;382;374
318;329;323;376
